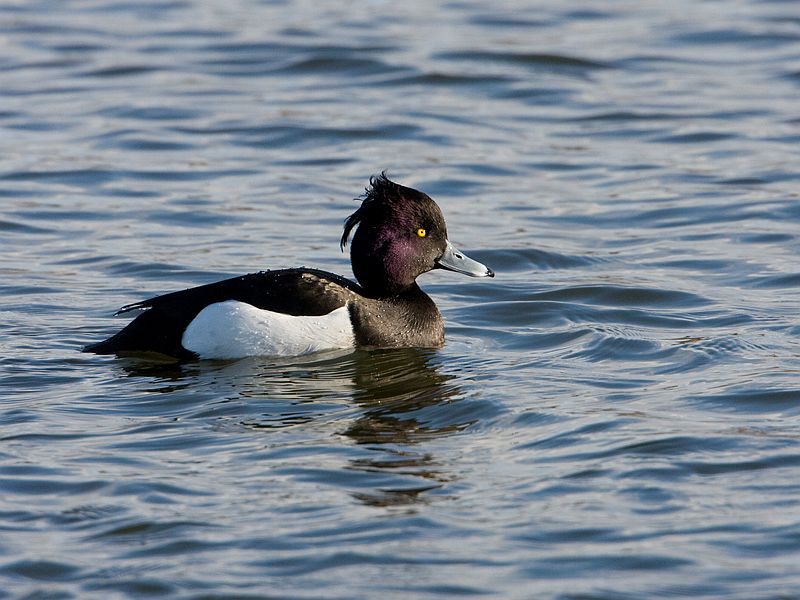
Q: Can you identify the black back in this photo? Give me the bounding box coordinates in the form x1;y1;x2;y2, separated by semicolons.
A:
85;269;362;358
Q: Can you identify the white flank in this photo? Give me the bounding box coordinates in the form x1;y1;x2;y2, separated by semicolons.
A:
182;301;354;359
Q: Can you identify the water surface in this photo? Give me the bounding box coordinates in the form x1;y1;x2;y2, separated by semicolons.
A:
2;1;800;598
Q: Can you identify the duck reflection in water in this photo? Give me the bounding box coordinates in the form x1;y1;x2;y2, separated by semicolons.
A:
341;348;467;507
116;347;477;507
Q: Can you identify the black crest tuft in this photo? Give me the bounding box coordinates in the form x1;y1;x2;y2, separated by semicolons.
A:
341;171;401;251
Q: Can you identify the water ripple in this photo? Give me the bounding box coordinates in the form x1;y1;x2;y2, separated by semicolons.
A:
436;50;613;72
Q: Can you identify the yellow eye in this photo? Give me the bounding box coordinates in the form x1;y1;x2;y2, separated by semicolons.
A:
417;228;427;237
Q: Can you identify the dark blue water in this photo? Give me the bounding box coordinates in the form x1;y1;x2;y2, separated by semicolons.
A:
2;1;800;598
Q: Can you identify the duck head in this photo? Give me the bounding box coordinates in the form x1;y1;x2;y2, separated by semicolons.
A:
341;174;494;296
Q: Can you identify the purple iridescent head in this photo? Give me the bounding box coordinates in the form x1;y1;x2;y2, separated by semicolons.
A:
341;174;494;296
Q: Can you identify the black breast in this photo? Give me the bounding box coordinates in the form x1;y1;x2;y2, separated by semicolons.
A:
348;284;444;348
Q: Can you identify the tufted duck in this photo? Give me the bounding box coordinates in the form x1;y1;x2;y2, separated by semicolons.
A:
84;174;494;360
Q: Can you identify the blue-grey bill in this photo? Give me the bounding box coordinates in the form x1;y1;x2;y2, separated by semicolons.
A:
436;241;495;278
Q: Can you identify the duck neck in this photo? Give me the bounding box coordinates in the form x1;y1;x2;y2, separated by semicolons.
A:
361;279;426;300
